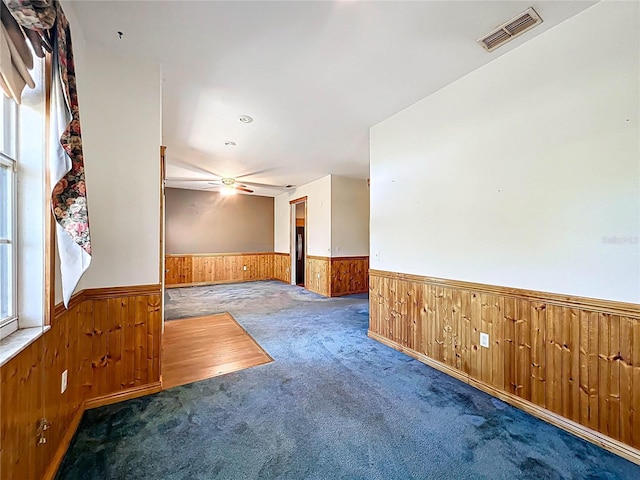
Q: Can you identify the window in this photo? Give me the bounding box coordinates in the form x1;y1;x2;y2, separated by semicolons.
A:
0;53;47;348
0;96;18;338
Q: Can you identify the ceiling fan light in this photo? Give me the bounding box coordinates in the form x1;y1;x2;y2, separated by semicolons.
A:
221;185;236;196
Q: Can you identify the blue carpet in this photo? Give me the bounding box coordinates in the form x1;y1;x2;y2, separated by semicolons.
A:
57;281;640;479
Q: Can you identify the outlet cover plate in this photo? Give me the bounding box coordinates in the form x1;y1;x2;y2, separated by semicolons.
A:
480;332;490;348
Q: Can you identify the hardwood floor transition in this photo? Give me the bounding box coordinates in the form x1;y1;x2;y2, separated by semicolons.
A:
162;313;273;389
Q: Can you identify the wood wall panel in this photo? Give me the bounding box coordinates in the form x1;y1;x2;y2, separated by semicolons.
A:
166;253;278;287
165;253;368;298
165;256;192;285
0;285;161;480
368;270;640;463
272;253;290;283
306;256;331;297
330;257;369;296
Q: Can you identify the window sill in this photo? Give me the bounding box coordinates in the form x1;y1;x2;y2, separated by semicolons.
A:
0;325;50;367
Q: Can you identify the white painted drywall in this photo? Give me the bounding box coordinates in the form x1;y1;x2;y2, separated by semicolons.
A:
274;175;332;256
370;2;639;303
331;176;369;257
73;42;162;288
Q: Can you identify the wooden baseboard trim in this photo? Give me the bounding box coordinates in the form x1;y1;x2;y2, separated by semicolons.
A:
367;330;640;465
85;382;162;410
331;289;369;297
368;331;469;384
42;404;85;480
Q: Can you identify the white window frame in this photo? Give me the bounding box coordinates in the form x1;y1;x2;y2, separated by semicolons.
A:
0;52;48;358
0;97;18;339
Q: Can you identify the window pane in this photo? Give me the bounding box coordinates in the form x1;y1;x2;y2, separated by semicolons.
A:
0;163;10;239
0;243;10;320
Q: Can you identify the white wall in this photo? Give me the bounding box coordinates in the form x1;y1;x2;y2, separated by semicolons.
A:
73;42;162;288
331;176;369;257
274;175;332;256
370;1;639;303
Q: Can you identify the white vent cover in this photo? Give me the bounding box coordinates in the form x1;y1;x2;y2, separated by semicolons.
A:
478;7;543;52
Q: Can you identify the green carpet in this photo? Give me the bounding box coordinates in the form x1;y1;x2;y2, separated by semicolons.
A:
56;281;640;479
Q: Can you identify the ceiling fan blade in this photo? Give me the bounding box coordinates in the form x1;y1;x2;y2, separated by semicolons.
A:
235;187;254;193
167;177;220;182
238;180;291;189
235;168;277;179
170;159;224;179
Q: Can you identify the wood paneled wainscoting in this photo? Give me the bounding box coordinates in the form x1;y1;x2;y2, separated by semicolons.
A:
0;285;161;480
272;252;291;283
166;253;286;287
306;256;369;297
165;253;367;297
368;270;640;464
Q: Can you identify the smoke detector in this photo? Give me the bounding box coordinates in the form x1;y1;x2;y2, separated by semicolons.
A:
478;7;543;52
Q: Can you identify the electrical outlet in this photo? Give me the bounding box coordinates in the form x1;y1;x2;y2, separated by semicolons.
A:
317;272;321;279
479;332;490;348
374;251;380;260
243;265;247;271
61;370;68;394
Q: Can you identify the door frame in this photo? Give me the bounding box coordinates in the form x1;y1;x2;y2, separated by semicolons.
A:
159;146;166;332
289;196;307;286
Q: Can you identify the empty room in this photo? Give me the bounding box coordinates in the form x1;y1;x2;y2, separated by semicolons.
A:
1;1;639;479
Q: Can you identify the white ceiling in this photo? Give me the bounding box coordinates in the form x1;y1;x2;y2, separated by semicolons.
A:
69;0;597;197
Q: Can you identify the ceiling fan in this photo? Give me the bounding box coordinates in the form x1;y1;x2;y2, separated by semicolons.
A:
207;177;255;195
166;175;295;195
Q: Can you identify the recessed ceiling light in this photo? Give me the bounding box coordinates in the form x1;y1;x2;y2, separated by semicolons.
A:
225;141;236;146
239;115;253;123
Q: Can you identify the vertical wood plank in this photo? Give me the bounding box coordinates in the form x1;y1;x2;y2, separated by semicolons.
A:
598;313;611;436
451;289;463;372
608;314;620;440
632;317;640;448
530;302;546;407
503;297;517;395
469;292;482;381
459;290;471;375
619;316;633;445
588;311;600;430
579;310;590;427
515;299;531;401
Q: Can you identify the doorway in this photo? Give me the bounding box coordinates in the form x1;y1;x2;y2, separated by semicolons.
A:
290;197;307;286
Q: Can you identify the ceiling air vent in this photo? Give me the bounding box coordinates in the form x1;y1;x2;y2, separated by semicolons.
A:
478;7;543;52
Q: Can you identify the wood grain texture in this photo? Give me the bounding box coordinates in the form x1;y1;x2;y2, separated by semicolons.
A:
330;256;369;296
166;253;281;286
368;270;640;461
0;286;161;480
306;256;331;296
162;313;272;389
165;253;368;298
272;253;291;283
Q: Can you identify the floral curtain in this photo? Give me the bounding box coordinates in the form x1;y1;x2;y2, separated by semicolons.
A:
2;0;91;306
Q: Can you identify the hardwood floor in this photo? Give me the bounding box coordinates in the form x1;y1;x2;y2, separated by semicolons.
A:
162;313;273;389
